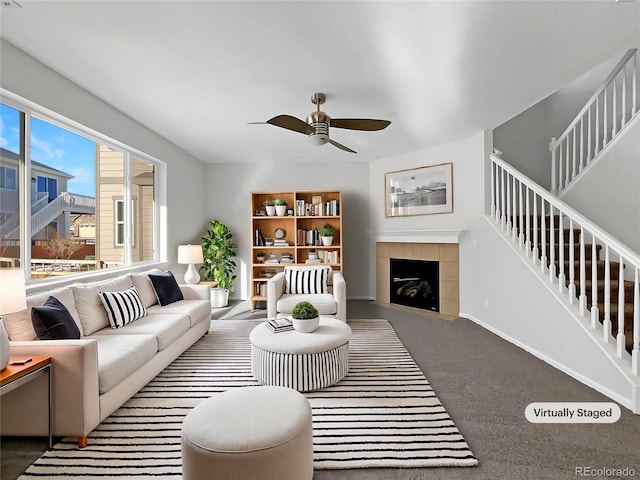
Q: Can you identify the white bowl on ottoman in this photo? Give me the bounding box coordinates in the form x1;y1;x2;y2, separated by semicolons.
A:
181;386;313;480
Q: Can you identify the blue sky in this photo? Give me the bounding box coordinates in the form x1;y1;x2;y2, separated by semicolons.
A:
0;103;95;197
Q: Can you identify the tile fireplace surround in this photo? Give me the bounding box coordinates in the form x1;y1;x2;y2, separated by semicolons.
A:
376;242;459;317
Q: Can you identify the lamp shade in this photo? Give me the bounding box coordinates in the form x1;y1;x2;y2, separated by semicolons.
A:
178;244;204;265
0;268;27;315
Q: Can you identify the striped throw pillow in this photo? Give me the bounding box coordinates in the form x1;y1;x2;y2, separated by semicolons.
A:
285;267;330;294
99;287;147;329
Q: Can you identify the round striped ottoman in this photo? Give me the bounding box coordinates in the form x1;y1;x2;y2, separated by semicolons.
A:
250;316;351;392
181;386;313;480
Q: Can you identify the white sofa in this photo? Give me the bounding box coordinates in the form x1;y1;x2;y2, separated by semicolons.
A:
1;268;211;448
267;266;346;322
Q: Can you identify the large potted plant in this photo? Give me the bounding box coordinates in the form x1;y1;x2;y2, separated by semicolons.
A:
291;301;320;333
200;219;237;308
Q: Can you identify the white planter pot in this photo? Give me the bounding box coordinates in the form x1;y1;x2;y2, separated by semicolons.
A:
210;288;229;308
321;236;334;246
292;317;319;333
265;205;276;216
275;205;287;216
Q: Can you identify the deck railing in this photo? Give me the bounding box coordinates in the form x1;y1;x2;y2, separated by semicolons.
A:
550;49;638;194
491;153;639;376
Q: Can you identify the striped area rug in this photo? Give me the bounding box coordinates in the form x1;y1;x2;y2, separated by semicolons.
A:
19;319;477;478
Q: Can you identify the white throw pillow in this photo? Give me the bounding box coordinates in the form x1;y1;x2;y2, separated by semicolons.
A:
99;287;147;329
285;266;330;294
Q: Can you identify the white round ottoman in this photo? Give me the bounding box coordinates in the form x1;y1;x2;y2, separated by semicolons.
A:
181;386;313;480
250;316;351;392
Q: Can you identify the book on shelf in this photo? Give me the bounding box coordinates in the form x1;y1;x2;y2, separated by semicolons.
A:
273;239;289;246
305;259;322;264
254;229;265;246
265;317;294;333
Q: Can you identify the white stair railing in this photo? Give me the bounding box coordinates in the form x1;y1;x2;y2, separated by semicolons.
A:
491;153;640;376
550;48;639;194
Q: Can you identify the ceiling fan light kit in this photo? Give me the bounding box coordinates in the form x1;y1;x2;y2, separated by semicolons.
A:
251;92;391;153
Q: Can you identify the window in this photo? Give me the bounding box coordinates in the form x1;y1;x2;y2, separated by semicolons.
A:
0;166;17;190
0;95;163;281
115;200;125;246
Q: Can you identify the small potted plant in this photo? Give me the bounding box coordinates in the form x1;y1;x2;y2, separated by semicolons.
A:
264;199;276;216
274;198;287;216
317;224;335;246
291;301;320;333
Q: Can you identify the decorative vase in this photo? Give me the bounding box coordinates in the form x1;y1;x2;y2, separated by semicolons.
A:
275;205;287;216
292;317;319;333
321;236;333;246
1;320;10;371
265;205;276;216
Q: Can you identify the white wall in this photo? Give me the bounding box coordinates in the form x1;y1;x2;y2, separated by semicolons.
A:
0;40;208;275
560;117;640;253
203;161;371;299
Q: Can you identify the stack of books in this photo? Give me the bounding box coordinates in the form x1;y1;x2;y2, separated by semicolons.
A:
265;318;294;333
280;252;294;264
274;239;289;246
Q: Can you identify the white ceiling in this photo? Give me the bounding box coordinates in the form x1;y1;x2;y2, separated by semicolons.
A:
1;1;639;164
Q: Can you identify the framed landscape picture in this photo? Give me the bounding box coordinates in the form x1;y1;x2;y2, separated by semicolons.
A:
385;163;453;217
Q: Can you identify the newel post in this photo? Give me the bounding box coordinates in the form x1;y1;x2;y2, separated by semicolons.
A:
550;137;558;194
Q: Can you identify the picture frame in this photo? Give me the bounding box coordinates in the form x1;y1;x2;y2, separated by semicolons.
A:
385;163;453;217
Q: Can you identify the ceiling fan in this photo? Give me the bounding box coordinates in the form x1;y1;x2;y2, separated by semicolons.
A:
249;93;391;153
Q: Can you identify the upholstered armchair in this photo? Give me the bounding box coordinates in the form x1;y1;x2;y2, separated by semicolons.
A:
267;266;346;322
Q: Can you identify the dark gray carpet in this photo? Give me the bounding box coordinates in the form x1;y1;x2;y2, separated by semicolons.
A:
3;300;640;480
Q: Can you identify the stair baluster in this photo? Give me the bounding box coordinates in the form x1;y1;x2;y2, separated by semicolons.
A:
568;219;576;302
618;254;627;358
579;226;587;315
633;268;639;375
591;234;600;328
603;245;612;343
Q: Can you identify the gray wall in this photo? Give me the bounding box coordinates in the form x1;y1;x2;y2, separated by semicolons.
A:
203;161;371;299
560;118;640;253
0;40;208;279
493;89;591;189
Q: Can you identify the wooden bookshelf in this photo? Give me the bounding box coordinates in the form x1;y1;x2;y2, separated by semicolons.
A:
250;190;343;310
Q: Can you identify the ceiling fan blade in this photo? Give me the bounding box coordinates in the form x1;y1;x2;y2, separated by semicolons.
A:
330;118;391;131
267;115;315;135
328;139;357;154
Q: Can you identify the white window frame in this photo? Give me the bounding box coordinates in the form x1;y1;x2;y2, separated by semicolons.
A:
1;89;166;285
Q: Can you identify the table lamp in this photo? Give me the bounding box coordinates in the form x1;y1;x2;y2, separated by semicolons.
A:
0;268;27;371
178;244;204;285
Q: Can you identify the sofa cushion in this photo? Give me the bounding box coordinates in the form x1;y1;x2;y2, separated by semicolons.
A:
276;293;337;316
31;296;81;340
73;275;133;335
146;299;211;328
93;313;191;351
148;271;184;306
6;286;82;341
88;334;157;394
99;287;147;329
130;268;163;308
284;266;330;294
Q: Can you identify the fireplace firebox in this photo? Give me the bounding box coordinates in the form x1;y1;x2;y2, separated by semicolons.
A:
389;258;439;311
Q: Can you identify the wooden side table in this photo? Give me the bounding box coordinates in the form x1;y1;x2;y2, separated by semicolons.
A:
0;355;52;448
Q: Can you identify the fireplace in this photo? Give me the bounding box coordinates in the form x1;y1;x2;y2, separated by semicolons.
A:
389;258;439;312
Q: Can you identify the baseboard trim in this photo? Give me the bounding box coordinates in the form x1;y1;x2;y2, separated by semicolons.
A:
460;311;635;413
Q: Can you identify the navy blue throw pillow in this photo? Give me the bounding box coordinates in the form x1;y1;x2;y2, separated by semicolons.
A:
148;271;184;306
31;296;81;340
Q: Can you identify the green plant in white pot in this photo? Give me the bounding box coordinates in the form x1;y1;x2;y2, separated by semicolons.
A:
200;219;237;308
274;198;287;216
291;301;320;333
264;199;276;216
317;223;335;246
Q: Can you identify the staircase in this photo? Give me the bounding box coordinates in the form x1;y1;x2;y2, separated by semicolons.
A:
490;154;640;414
523;215;634;353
